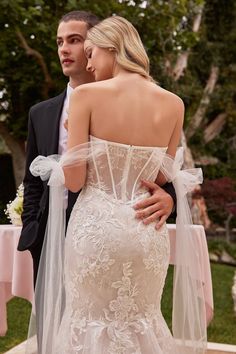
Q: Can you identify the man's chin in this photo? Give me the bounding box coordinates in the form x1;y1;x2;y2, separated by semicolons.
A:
62;68;72;77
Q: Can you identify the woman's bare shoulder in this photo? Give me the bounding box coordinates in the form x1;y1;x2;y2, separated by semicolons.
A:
70;81;112;107
74;79;115;94
152;84;185;119
153;84;184;104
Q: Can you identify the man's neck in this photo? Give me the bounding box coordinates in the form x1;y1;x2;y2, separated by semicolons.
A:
69;72;95;89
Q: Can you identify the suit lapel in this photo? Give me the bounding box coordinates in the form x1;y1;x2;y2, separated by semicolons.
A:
47;90;66;154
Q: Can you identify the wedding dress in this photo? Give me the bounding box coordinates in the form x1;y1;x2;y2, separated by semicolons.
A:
28;135;210;354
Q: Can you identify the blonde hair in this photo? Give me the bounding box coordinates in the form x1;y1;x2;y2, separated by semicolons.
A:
87;16;153;81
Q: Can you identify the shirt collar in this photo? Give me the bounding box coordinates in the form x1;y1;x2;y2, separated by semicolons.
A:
66;83;74;99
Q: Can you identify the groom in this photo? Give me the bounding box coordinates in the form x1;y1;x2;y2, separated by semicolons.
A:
17;10;176;284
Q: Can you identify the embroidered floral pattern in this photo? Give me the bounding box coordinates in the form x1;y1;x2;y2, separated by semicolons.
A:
105;263;139;320
143;230;170;276
103;262;144;353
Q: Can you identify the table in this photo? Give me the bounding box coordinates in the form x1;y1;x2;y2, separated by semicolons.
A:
0;224;213;336
0;225;34;337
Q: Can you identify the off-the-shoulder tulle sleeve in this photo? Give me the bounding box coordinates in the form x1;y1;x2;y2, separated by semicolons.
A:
160;147;211;353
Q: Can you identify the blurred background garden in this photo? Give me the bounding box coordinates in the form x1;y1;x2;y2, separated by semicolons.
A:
0;0;236;353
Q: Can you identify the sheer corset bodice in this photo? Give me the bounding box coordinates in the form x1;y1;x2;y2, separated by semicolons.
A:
86;135;167;202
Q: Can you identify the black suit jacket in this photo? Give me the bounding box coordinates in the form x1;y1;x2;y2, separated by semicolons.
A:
18;90;78;256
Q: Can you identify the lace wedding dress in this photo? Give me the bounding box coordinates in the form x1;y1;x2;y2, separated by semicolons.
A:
28;135;209;354
57;136;174;353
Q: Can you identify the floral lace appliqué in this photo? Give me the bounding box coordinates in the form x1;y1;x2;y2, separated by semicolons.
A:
103;262;145;354
143;228;169;276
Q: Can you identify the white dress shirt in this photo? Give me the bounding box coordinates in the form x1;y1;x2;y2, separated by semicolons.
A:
58;83;74;155
58;83;74;207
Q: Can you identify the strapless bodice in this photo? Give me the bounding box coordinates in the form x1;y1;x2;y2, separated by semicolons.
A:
86;135;167;202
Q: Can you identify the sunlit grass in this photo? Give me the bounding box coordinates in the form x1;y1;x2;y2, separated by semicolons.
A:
162;263;236;345
207;263;236;344
0;297;31;354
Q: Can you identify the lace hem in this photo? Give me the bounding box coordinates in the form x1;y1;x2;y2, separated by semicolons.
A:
56;314;177;354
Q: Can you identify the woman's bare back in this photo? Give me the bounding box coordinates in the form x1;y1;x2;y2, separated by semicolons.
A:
84;74;184;153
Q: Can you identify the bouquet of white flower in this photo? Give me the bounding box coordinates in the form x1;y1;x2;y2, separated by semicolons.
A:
5;183;24;226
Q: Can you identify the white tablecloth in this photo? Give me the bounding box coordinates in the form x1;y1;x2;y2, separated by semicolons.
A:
0;225;33;336
0;223;213;336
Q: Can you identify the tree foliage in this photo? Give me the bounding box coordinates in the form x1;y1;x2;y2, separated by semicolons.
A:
202;177;236;218
0;0;204;139
0;0;235;217
201;177;236;239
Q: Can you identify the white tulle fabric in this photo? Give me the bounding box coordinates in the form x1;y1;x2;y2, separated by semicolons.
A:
26;135;208;354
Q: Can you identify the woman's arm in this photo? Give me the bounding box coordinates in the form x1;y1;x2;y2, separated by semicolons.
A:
63;86;91;192
155;96;184;186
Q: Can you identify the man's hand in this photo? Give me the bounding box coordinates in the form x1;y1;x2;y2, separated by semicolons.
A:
134;180;174;230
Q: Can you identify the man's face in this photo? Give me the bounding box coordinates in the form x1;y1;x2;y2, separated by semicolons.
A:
57;20;88;78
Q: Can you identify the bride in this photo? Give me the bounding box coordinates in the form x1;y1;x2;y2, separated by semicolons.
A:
28;16;209;354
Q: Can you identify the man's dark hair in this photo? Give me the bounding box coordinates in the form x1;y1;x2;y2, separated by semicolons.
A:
59;10;100;29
